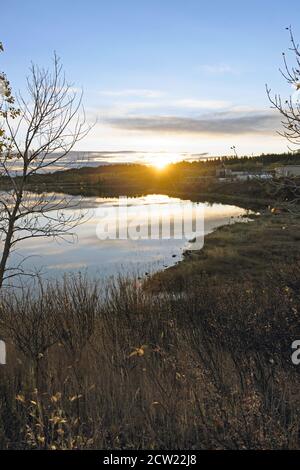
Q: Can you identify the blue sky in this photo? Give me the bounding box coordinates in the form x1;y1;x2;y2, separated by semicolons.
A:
1;0;300;164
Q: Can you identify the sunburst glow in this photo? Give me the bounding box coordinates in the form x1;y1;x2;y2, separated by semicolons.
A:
151;153;181;169
153;160;168;170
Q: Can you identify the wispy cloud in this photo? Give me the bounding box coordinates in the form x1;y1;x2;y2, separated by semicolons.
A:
99;89;164;98
52;150;211;165
197;63;238;75
93;97;232;119
172;99;231;109
107;110;281;136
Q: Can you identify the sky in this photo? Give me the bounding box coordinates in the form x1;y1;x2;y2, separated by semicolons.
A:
1;0;300;166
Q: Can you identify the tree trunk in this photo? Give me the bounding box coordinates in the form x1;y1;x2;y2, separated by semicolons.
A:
0;195;22;289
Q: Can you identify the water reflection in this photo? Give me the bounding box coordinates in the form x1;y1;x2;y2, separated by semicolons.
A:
6;194;251;282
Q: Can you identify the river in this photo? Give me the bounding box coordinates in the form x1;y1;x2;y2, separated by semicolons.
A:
4;193;252;284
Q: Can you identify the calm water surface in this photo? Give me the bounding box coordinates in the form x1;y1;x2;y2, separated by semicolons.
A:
7;193;251;282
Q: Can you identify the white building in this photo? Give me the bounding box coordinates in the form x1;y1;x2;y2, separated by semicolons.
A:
275;165;300;178
216;167;272;181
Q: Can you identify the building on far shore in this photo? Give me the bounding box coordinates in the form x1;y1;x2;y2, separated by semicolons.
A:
216;166;272;182
275;165;300;178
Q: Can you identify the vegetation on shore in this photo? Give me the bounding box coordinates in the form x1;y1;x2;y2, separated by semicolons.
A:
1;152;300;204
1;146;300;449
0;206;300;449
0;266;299;450
149;209;300;290
2;18;300;452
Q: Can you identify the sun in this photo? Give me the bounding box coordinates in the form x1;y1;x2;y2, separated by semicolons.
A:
151;156;173;169
153;160;168;170
150;153;181;169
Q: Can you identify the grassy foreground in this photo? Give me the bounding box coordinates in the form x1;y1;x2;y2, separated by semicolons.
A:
0;210;300;449
149;209;300;290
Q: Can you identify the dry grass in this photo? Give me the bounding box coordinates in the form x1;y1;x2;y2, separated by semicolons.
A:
149;211;300;291
0;267;300;449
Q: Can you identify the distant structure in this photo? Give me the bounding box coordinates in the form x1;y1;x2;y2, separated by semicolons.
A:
216;166;272;181
215;166;233;178
275;165;300;178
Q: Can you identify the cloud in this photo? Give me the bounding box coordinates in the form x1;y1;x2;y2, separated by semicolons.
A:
197;64;237;75
45;150;212;167
99;89;164;98
172;99;231;109
107;110;281;136
87;96;232;122
180;152;209;161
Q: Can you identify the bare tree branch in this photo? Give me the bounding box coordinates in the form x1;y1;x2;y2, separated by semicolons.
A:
0;53;92;288
267;26;300;211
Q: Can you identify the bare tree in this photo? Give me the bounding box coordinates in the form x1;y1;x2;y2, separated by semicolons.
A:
267;26;300;149
266;27;300;209
0;51;91;289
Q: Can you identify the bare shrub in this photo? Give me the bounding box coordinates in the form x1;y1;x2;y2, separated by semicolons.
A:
0;271;300;449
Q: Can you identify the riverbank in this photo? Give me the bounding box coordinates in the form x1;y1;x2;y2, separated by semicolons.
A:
1;200;300;448
19;179;276;210
2;165;300;449
149;208;300;290
1;154;293;209
1;223;300;449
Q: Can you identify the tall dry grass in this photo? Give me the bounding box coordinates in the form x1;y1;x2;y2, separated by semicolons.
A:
0;268;300;449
